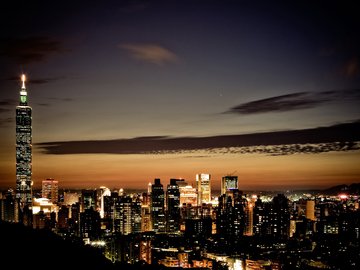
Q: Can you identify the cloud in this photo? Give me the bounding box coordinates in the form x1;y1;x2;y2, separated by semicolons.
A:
0;99;16;114
0;117;13;127
33;98;73;107
37;121;360;155
226;89;360;115
48;97;73;102
0;108;10;114
37;98;73;106
119;43;178;65
0;36;64;64
0;99;16;107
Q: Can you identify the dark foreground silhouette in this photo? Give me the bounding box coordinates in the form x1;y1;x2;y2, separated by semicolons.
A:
0;221;166;269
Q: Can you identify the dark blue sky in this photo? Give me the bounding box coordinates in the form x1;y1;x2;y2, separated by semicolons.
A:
0;0;359;189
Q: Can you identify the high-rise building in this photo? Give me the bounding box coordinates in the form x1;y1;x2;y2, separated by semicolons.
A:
196;173;211;205
178;181;197;207
42;178;59;203
79;208;101;240
140;238;152;264
0;189;19;223
245;200;254;236
117;196;132;235
99;186;111;218
151;179;165;232
105;192;142;235
216;190;246;239
57;205;70;230
221;176;238;195
141;192;152;232
270;194;290;238
132;197;142;234
81;189;97;212
166;179;181;232
253;197;268;236
16;74;32;208
306;199;316;221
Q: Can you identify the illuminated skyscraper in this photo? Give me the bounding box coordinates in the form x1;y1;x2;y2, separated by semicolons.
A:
216;190;246;238
179;182;197;206
166;179;181;232
16;74;32;208
196;173;211;205
141;192;152;232
0;189;19;222
306;199;316;221
118;196;132;235
221;175;238;195
245;201;254;236
42;178;59;203
151;178;165;232
81;189;97;212
99;186;111;218
270;194;290;238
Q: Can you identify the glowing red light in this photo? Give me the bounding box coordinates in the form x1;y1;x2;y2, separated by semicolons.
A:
339;194;348;200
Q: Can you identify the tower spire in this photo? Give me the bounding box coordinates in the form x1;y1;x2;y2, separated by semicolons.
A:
21;74;26;90
20;74;28;105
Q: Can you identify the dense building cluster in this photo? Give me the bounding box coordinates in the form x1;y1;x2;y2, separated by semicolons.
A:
1;177;360;269
1;76;359;270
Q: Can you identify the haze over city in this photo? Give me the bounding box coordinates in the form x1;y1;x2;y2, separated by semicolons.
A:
0;0;359;190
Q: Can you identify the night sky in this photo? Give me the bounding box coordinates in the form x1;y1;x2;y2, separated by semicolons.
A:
1;0;359;190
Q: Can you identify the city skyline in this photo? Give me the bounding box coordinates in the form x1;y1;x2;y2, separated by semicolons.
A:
0;1;359;190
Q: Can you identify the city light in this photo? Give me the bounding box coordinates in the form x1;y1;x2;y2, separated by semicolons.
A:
339;194;348;200
1;3;359;269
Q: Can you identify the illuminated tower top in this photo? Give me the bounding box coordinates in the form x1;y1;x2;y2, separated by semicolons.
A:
20;74;28;105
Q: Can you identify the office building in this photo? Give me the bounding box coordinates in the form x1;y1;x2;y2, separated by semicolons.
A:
196;173;211;205
270;194;290;238
306;199;316;221
16;74;32;208
42;178;59;203
79;207;101;240
116;196;132;235
0;189;19;223
245;200;254;236
216;190;246;238
178;182;197;206
81;189;97;212
166;179;181;232
221;175;238;195
253;197;269;236
99;186;111;218
141;192;152;232
151;179;165;232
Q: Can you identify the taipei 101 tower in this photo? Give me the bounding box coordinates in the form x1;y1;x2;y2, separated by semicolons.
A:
16;74;33;208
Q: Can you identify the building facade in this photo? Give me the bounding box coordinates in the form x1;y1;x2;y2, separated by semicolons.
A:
166;179;181;232
196;173;211;205
42;178;59;203
221;175;238;195
151;179;165;232
16;74;32;208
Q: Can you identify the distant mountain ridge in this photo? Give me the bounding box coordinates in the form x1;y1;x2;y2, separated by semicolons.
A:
323;183;360;195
